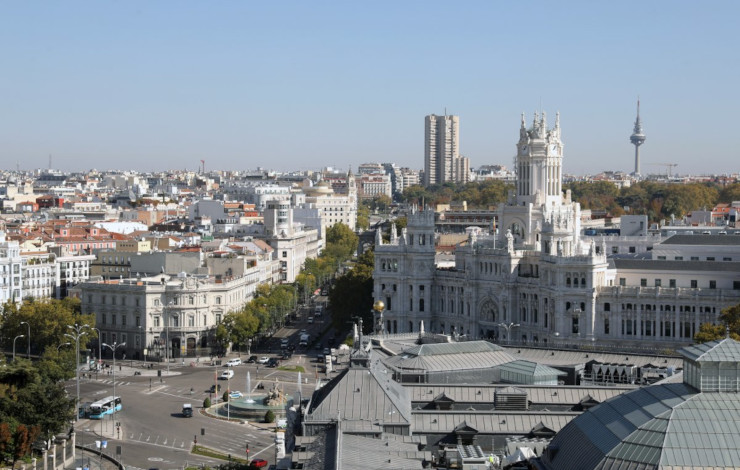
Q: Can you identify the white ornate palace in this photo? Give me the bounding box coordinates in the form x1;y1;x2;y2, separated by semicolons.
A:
373;113;740;349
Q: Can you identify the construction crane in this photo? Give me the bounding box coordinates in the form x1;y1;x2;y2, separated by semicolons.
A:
648;162;678;177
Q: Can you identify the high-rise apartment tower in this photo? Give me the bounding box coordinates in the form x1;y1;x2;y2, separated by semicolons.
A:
424;113;459;186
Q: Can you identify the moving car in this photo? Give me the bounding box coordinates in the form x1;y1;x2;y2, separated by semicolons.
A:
307;316;314;324
229;391;243;399
225;358;242;367
267;358;280;368
219;370;234;380
257;356;270;364
209;384;222;393
182;403;193;418
250;459;268;468
247;355;258;363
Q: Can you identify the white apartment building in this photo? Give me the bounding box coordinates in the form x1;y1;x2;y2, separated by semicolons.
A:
263;201;322;283
375;113;740;350
1;231;93;302
358;173;392;200
398;168;421;193
301;172;357;233
1;232;24;303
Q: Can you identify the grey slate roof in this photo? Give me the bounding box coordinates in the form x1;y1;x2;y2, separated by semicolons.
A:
413;411;579;435
403;341;506;356
306;360;412;425
661;234;740;246
498;360;567;378
509;346;683;370
384;340;516;373
406;384;632;406
295;427;430;470
678;337;740;363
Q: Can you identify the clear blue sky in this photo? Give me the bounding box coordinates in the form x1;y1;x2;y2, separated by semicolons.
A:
1;1;738;176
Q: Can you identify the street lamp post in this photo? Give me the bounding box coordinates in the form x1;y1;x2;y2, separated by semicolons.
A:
498;322;520;345
65;323;89;423
13;335;25;361
20;321;30;358
102;342;126;403
91;327;102;371
165;301;173;377
57;342;71;352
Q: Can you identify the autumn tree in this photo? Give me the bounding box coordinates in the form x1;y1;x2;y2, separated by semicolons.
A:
0;298;94;359
694;303;740;343
0;360;73;467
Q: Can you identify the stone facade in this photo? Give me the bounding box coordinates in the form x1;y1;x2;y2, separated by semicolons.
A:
375;114;740;349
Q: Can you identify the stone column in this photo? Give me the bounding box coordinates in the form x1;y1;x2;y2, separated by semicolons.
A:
61;439;66;466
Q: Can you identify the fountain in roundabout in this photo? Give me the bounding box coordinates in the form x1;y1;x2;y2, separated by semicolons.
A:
217;371;293;421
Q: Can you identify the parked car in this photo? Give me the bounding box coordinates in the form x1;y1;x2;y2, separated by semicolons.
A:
219;370;234;380
225;358;242;367
257;356;270;364
247;355;258;363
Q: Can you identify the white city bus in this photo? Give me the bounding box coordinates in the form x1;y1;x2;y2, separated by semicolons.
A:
88;396;122;419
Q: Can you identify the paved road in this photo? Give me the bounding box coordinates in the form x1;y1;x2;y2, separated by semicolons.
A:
68;356;322;470
66;303;347;470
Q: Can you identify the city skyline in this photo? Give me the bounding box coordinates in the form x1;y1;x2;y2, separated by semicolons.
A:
1;2;739;175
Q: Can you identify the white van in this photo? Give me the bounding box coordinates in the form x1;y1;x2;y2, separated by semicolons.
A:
220;370;234;380
226;358;242;367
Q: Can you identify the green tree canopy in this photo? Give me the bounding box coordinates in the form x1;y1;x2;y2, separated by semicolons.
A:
324;223;359;261
328;251;374;333
356;203;370;231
